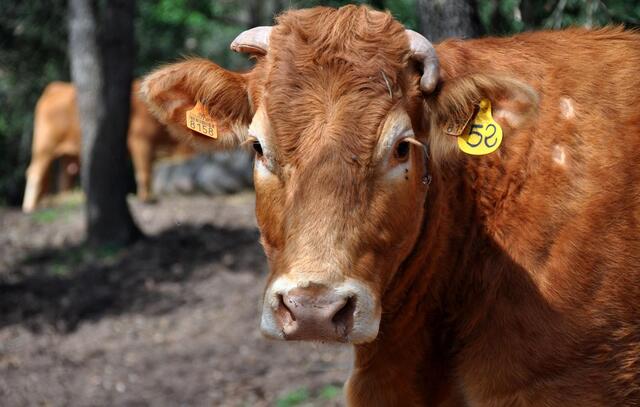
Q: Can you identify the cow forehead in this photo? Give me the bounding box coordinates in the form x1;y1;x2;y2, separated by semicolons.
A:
269;6;410;72
262;79;393;165
250;6;413;166
259;77;413;167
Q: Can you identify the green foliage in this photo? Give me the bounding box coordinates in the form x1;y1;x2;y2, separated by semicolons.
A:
135;0;249;73
479;0;640;36
32;208;62;224
0;1;69;206
274;384;342;406
34;243;121;278
276;387;310;407
319;384;342;399
31;195;82;224
384;0;419;30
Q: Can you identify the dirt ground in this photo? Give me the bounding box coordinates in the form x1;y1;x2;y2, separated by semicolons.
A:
0;192;352;407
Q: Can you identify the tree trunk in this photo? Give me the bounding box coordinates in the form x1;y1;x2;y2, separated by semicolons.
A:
68;0;140;247
416;0;482;42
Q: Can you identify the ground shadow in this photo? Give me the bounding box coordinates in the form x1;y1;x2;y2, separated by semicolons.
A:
0;223;265;332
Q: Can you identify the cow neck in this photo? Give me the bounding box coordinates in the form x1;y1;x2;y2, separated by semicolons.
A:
348;164;486;403
351;156;520;358
352;163;472;351
424;156;585;396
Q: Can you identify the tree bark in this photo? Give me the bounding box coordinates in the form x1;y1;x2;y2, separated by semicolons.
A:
68;0;140;247
416;0;482;42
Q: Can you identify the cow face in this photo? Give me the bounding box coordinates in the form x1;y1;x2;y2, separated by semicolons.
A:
141;6;537;344
250;99;430;343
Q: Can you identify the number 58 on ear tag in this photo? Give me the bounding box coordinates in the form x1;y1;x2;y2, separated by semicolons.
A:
457;99;502;155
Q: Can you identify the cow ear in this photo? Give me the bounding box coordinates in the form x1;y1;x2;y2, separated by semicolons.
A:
140;58;253;150
427;74;538;162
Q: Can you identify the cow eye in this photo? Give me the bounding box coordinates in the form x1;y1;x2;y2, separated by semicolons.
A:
394;140;411;162
252;140;264;156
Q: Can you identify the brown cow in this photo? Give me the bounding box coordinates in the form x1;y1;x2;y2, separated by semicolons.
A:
22;81;192;212
141;6;640;406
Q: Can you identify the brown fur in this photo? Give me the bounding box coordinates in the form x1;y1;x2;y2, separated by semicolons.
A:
23;81;193;212
141;6;640;406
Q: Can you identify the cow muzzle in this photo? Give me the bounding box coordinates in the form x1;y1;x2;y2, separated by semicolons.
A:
260;277;381;344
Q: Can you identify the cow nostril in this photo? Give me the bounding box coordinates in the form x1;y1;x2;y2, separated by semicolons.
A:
277;294;296;323
331;296;355;331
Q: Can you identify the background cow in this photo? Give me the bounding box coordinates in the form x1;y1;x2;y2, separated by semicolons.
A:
142;5;640;407
22;81;193;213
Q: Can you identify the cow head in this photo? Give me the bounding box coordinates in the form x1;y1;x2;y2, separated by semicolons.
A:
141;6;537;344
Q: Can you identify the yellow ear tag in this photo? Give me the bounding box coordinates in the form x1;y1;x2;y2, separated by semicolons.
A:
457;99;502;155
186;101;218;139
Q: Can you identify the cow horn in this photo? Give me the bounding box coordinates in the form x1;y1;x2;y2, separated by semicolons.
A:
405;29;440;93
230;26;272;55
